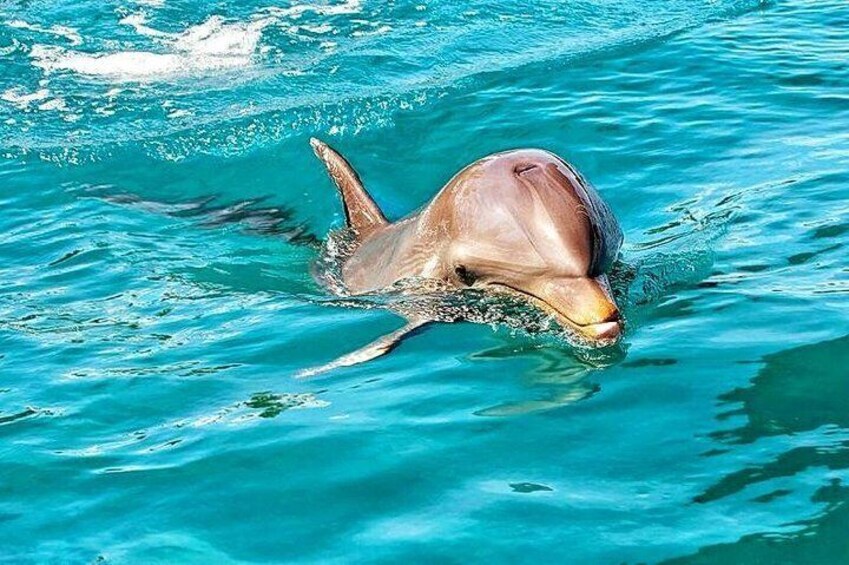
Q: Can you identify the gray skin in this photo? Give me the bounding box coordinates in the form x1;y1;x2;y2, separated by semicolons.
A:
310;138;624;344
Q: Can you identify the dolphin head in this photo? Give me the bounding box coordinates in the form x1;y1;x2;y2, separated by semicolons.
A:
427;149;624;342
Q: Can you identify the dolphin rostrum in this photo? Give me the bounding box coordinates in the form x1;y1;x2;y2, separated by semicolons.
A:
302;137;624;376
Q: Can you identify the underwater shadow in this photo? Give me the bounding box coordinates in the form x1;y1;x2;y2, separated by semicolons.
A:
83;186;325;295
86;186;320;245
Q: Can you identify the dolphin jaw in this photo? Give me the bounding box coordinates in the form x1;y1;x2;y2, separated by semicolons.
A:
489;282;623;345
576;319;622;342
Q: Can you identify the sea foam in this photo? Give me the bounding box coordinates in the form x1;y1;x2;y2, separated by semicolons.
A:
26;1;363;81
31;14;266;79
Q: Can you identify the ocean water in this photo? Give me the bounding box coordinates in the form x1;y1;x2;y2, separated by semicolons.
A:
1;0;848;562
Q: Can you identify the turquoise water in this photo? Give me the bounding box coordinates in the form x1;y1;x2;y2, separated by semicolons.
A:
2;0;848;562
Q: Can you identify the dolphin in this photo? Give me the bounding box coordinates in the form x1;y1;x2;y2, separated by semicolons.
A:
303;138;624;375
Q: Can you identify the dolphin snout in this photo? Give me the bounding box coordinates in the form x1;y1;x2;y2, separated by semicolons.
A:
571;294;622;342
524;276;623;343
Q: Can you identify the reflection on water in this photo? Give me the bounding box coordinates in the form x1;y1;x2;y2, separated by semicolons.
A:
471;342;604;416
712;336;849;446
670;479;849;564
670;336;849;562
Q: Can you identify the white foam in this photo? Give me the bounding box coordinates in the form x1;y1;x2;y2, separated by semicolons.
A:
265;0;362;19
26;0;364;81
8;19;82;46
37;98;68;112
352;25;392;37
173;15;263;57
31;14;268;80
1;86;71;116
300;23;334;34
32;45;185;77
118;13;170;38
1;87;50;108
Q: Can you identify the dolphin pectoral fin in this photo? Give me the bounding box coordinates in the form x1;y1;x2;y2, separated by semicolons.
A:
296;318;430;378
309;137;388;239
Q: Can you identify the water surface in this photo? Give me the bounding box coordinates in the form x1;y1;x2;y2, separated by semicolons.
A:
1;0;848;562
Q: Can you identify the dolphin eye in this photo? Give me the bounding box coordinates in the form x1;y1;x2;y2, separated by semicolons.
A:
454;265;477;286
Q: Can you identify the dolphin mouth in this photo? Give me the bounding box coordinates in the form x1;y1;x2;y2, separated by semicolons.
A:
488;283;622;343
575;320;622;341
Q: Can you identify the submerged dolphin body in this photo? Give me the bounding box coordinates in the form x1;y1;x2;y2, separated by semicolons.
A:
304;138;624;375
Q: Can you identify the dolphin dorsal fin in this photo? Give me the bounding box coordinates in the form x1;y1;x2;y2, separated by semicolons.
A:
310;138;387;239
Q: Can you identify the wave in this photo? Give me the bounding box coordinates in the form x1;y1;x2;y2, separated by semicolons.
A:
0;0;768;163
27;0;363;80
30;20;263;79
